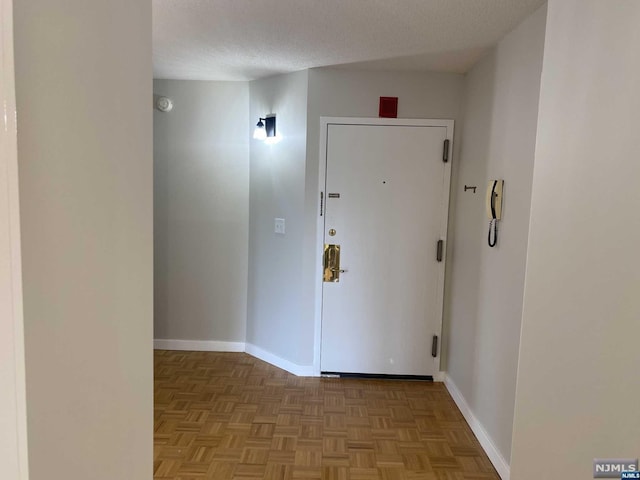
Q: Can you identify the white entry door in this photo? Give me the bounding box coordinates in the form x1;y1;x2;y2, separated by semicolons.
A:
320;119;453;377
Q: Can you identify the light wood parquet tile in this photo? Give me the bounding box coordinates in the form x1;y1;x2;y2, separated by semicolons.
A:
154;350;499;480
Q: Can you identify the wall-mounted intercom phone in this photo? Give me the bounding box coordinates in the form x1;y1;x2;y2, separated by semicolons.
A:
486;180;503;247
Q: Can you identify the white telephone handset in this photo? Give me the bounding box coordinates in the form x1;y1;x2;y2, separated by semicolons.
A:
486;180;503;247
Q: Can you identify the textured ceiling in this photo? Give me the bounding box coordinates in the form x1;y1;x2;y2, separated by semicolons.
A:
153;0;546;81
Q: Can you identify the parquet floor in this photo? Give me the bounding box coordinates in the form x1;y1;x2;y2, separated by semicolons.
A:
154;350;499;480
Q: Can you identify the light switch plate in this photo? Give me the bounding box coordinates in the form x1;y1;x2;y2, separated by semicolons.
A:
274;218;285;235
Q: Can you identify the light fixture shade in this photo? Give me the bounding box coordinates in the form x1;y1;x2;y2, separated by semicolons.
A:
253;119;266;140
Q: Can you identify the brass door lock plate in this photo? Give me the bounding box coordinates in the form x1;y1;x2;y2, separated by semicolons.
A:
323;244;341;282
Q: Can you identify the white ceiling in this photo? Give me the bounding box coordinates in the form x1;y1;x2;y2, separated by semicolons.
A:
153;0;546;81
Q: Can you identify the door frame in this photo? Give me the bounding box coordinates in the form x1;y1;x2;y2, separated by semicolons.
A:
312;117;454;377
0;0;29;477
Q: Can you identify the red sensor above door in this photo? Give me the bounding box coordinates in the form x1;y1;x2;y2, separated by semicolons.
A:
379;97;398;118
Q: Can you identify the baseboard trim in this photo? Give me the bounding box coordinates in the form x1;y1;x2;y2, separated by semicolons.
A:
153;339;245;352
433;371;446;382
153;339;316;376
245;343;315;377
443;374;510;480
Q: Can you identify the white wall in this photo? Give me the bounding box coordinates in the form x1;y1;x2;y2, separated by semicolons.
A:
0;0;28;477
13;1;153;479
304;69;465;368
511;1;640;477
247;71;309;366
444;5;546;472
153;80;249;344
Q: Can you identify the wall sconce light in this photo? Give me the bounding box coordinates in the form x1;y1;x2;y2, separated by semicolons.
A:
253;114;276;141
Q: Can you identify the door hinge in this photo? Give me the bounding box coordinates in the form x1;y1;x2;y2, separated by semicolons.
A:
320;191;324;216
436;239;444;262
432;335;438;357
442;139;450;163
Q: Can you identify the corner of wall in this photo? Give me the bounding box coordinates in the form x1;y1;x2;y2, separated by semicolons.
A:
246;70;313;369
443;3;547;472
444;375;511;480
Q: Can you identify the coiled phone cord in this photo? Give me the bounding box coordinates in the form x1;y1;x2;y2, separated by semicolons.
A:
488;219;498;247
